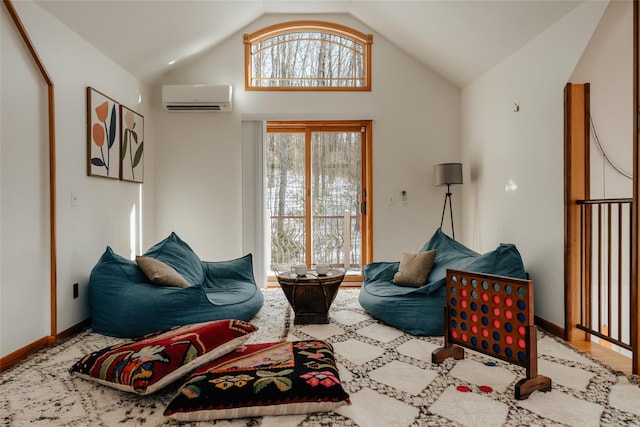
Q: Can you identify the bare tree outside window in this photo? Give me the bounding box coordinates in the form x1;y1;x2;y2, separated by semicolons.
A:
244;21;372;90
266;132;306;264
311;132;362;266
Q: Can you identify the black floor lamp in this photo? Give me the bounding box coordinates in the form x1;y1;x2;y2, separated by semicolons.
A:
433;163;463;239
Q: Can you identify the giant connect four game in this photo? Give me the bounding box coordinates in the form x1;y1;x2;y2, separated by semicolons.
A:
432;269;552;400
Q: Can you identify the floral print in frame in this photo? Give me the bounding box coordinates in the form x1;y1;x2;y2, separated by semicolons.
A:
87;87;120;179
120;105;144;183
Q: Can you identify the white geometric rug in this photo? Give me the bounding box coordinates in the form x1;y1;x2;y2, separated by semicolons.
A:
2;289;640;426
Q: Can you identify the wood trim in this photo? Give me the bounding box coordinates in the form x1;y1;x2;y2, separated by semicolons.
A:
632;0;640;374
245;20;372;45
564;83;590;342
57;318;91;341
361;122;373;265
0;319;90;373
2;0;58;347
2;0;53;85
304;127;313;265
534;315;564;339
0;337;50;373
268;121;369;130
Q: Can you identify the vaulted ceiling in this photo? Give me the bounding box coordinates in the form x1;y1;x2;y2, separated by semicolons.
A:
35;0;585;88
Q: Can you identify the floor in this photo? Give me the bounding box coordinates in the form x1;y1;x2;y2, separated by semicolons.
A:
269;283;634;375
569;338;632;376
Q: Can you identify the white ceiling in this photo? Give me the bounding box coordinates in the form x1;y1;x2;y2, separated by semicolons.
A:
35;0;585;88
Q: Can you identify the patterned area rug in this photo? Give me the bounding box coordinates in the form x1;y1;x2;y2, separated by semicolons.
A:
3;289;640;426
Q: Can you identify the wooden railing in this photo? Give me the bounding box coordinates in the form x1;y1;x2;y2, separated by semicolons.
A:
577;198;633;351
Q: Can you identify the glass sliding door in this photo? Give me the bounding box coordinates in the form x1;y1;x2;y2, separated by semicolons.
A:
266;131;306;265
311;130;362;272
266;121;371;281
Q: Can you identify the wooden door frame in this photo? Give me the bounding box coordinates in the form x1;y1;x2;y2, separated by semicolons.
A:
265;120;373;282
1;0;57;370
631;0;639;374
564;83;590;343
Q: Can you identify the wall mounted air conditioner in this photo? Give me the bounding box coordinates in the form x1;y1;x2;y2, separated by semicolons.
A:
162;84;232;112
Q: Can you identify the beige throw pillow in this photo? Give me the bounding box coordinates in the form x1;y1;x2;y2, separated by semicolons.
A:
392;250;437;287
136;256;192;288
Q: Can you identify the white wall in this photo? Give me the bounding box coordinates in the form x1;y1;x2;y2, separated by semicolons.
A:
1;1;155;357
1;5;50;357
571;0;633;199
569;1;633;343
461;1;608;328
154;14;461;267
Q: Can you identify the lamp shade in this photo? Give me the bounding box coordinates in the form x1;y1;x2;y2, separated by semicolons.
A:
433;163;463;186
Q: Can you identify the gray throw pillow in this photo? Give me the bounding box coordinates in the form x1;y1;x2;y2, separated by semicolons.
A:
392;250;437;287
136;256;192;288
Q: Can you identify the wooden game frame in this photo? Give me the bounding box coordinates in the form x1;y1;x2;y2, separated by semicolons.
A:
432;269;551;400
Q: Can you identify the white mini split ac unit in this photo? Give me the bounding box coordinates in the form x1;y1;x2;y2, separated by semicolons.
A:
162;84;232;112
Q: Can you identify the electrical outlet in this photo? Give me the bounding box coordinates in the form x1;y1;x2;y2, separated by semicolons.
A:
73;283;79;299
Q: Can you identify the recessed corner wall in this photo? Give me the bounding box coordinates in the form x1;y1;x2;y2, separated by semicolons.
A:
460;0;608;328
1;3;51;357
1;0;154;357
571;0;633;200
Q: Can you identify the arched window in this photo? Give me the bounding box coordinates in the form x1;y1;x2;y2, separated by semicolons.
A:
244;21;373;91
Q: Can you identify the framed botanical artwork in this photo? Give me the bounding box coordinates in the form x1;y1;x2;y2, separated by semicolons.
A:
120;105;144;183
87;87;120;179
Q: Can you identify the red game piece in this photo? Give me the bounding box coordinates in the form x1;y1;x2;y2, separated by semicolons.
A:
456;385;471;392
479;385;493;393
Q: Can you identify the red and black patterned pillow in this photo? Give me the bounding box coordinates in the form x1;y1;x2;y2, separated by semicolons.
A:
69;319;257;395
164;340;351;421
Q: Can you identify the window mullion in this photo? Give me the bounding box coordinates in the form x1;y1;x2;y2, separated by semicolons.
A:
304;128;313;266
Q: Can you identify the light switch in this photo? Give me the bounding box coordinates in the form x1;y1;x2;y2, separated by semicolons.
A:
71;190;79;207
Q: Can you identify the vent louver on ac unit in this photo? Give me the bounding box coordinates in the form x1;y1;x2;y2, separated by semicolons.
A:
162;84;232;112
166;105;223;111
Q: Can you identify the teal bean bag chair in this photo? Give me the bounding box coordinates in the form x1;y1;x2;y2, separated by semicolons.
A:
89;232;264;338
359;228;527;336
